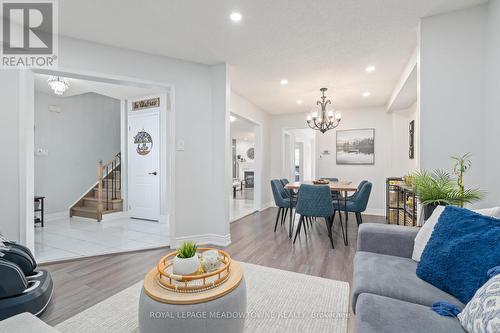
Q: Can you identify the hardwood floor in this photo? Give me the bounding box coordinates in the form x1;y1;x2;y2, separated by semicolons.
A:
39;208;384;329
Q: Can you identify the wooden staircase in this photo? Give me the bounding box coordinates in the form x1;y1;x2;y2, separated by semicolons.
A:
70;153;123;221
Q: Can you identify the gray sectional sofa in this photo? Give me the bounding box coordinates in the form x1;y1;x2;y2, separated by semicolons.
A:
352;223;466;333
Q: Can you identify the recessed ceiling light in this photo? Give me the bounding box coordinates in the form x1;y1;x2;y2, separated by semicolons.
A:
230;12;242;22
230;116;236;122
297;100;303;104
362;92;371;97
365;65;376;73
280;79;288;85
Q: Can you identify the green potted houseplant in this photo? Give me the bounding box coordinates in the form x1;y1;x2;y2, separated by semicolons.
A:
451;152;472;208
412;166;483;220
173;241;200;275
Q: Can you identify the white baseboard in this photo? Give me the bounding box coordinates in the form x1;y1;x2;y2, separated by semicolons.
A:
363;208;385;216
260;201;275;211
45;211;69;222
173;233;231;248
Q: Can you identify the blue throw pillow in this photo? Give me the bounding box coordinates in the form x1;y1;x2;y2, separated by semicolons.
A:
416;206;500;304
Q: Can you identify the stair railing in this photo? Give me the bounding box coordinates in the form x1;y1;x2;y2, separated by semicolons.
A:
97;152;121;220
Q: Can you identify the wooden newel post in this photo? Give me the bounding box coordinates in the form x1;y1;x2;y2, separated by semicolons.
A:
97;160;104;221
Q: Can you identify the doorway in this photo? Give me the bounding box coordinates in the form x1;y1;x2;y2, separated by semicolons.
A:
229;114;258;221
283;128;316;182
295;142;304;181
28;70;173;263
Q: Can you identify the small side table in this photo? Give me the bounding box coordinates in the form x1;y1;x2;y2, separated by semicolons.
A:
34;196;45;227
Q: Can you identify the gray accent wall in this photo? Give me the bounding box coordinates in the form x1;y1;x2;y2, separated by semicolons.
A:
34;91;121;214
420;1;500;208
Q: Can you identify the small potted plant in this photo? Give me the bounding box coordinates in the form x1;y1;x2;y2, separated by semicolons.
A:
173;241;200;275
412;168;483;220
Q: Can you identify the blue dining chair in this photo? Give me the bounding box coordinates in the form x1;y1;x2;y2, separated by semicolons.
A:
334;181;372;226
270;180;296;232
280;178;292;197
322;177;344;202
340;180;368;222
293;184;336;248
345;180;368;201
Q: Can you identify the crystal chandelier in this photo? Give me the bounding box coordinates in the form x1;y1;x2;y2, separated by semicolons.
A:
47;76;69;95
306;88;342;133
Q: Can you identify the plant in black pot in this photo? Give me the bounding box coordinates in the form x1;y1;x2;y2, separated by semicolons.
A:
411;169;483;220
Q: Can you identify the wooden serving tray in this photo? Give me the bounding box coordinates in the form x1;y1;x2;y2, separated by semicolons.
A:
143;261;244;305
157;248;232;292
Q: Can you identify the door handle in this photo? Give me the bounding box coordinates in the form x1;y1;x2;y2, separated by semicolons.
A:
148;171;157;176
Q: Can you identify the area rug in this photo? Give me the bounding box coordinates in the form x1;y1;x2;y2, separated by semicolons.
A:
55;262;350;333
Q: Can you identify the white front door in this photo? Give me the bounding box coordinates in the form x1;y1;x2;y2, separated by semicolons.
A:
128;110;160;221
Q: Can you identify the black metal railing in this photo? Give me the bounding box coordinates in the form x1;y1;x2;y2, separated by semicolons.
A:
98;152;121;213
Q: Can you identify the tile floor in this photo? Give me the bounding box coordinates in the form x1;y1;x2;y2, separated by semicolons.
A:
230;188;256;221
35;216;169;263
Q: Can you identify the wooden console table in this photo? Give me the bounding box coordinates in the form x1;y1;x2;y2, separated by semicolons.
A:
386;178;417;226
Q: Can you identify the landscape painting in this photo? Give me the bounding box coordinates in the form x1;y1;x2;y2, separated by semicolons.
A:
336;128;375;165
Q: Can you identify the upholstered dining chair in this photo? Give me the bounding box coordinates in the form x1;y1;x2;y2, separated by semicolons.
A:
280;178;292;197
270;180;296;232
280;178;289;187
293;184;336;248
322;177;344;203
340;180;368;222
345;180;368;201
334;181;372;226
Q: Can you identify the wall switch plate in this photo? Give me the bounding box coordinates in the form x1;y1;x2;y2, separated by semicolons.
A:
35;148;49;156
176;140;185;151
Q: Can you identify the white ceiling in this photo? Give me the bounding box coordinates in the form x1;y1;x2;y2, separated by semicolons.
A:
35;73;164;100
57;0;486;114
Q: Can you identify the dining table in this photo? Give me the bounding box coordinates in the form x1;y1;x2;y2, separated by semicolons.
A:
284;180;358;245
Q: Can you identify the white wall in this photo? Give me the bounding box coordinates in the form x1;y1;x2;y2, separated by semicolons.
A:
484;0;500;207
230;92;272;208
0;36;230;246
390;102;418;176
207;64;231;244
270;108;393;215
0;72;21;240
419;3;500;207
34;92;121;214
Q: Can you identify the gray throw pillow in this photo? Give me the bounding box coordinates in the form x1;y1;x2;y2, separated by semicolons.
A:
458;274;500;333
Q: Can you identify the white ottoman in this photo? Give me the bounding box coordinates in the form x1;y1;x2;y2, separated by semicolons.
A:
138;277;246;333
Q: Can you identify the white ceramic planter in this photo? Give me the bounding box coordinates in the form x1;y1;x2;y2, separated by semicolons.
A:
173;255;200;275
